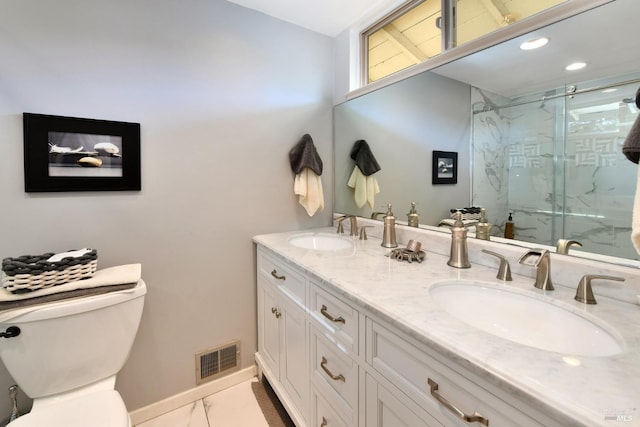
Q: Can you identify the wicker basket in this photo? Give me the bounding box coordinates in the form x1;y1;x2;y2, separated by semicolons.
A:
1;249;98;293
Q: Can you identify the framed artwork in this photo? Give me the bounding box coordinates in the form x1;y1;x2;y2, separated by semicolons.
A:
23;113;141;192
432;150;457;185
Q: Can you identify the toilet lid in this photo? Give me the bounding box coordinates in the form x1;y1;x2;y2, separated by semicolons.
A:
9;390;129;427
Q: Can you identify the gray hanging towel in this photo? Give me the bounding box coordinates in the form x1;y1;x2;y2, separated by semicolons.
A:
350;139;381;176
622;87;640;164
289;134;323;176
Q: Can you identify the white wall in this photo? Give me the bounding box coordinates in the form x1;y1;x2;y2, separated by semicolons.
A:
0;0;333;412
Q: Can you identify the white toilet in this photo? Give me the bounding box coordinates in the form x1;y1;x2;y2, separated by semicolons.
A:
0;280;146;426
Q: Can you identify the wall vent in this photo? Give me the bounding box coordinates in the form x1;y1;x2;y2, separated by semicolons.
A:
195;340;240;385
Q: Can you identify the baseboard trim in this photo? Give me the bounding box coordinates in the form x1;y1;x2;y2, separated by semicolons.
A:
128;365;257;425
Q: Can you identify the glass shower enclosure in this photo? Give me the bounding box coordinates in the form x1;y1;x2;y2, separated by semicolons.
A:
472;73;640;260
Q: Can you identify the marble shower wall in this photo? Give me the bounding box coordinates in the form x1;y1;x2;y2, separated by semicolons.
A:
470;88;510;234
471;76;640;260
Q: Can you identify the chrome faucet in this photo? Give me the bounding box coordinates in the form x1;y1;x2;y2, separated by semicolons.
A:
335;215;358;237
556;239;582;254
518;249;553;290
575;274;625;304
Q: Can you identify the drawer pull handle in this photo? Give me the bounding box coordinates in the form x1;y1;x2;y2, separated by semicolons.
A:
428;378;489;426
320;416;328;427
320;356;345;382
271;307;281;318
271;270;286;280
320;305;345;324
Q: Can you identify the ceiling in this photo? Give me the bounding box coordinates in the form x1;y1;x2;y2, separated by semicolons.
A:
225;0;392;36
226;0;640;99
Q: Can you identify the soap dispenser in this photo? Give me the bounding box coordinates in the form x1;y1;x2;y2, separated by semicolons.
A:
447;211;471;268
407;202;419;228
381;204;398;248
475;208;491;240
504;212;515;239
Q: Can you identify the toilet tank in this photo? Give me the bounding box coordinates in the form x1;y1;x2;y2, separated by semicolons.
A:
0;280;146;399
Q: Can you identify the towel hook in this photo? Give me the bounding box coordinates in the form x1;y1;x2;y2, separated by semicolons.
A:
0;327;20;339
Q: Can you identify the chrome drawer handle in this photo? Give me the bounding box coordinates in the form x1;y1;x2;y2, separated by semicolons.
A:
320;356;345;382
320;305;345;324
271;307;281;318
320;417;328;427
271;269;286;280
428;378;489;426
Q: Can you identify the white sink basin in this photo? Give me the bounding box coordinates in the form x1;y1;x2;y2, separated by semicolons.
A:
288;233;354;251
429;282;623;357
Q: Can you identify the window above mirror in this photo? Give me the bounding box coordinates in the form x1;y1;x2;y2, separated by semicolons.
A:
361;0;566;85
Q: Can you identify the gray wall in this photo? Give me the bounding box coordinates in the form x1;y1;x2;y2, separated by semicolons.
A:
334;71;471;226
0;0;333;413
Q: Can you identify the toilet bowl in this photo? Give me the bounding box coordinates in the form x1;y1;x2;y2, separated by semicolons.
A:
0;280;146;426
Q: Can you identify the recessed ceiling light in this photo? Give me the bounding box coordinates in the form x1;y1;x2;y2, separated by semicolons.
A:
565;62;587;71
520;37;549;50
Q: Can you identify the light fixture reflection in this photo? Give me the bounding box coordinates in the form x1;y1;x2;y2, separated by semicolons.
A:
562;356;581;367
565;62;587;71
520;37;549;50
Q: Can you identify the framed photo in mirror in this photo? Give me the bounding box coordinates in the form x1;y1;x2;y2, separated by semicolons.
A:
432;150;457;185
23;113;141;192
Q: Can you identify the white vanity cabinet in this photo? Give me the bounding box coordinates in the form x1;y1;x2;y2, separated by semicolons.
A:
255;243;562;427
256;249;309;426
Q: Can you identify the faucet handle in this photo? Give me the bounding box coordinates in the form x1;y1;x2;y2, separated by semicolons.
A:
575;274;625;304
359;226;372;240
334;216;345;234
481;249;512;281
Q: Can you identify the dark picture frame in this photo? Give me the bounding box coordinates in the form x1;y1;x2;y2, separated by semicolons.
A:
23;113;141;192
432;150;457;185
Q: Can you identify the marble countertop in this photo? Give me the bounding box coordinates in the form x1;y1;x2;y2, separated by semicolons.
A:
254;227;640;427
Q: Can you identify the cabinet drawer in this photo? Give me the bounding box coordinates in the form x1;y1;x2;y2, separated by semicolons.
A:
310;282;358;355
258;249;306;305
311;327;358;425
312;387;349;427
365;373;443;427
367;319;544;427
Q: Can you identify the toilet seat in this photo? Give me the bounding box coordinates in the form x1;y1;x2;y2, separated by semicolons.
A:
9;390;130;427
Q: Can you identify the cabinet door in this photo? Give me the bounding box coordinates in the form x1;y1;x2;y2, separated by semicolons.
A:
366;374;442;427
257;278;280;378
280;293;309;422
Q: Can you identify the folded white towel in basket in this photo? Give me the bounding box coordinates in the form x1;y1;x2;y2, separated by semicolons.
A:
0;263;141;303
46;248;92;263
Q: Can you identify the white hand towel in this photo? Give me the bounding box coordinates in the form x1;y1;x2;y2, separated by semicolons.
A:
632;166;640;254
347;165;379;209
294;168;324;216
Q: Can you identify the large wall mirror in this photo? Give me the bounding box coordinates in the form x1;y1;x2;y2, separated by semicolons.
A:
334;0;640;265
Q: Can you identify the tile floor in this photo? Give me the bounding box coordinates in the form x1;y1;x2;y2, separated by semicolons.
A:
135;378;269;427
